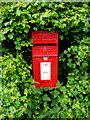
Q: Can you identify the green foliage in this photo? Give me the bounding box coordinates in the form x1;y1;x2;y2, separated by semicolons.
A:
1;54;33;118
1;2;90;119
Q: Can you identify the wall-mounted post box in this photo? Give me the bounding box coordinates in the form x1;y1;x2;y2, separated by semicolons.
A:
32;31;58;89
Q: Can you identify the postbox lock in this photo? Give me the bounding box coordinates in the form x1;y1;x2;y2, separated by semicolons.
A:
44;56;48;60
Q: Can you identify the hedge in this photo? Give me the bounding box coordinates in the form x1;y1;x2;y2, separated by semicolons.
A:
1;2;90;119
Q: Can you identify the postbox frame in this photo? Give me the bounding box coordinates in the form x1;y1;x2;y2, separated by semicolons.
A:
32;31;58;88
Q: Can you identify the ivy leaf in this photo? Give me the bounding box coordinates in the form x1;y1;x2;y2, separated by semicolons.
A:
4;22;9;26
64;50;68;54
16;37;21;41
60;35;63;40
8;33;14;39
24;29;29;33
43;94;51;101
33;27;38;31
44;87;52;91
2;34;6;40
60;86;67;92
16;9;22;16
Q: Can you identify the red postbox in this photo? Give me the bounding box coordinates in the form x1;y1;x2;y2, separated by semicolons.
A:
32;31;58;89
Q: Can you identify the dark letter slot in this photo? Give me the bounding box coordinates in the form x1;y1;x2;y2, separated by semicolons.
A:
34;43;56;46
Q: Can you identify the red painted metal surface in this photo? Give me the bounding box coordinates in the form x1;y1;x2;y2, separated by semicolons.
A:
32;31;58;89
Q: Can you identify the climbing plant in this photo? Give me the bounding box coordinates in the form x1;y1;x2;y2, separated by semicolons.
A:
1;2;90;119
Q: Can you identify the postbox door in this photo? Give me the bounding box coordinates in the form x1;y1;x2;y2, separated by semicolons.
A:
33;56;58;88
